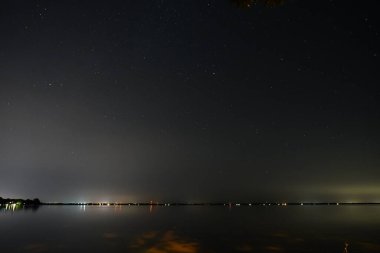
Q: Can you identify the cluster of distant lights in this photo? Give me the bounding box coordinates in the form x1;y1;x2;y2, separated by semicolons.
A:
48;202;346;207
4;201;371;212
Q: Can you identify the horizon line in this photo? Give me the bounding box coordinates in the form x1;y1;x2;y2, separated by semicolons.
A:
40;202;380;206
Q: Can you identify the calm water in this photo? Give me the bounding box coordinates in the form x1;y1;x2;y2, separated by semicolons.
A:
1;205;380;253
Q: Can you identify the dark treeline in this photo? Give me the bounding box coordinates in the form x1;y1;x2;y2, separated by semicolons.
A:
0;196;41;206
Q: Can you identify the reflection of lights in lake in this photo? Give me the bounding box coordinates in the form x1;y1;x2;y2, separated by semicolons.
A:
3;203;20;211
344;242;349;253
130;231;199;253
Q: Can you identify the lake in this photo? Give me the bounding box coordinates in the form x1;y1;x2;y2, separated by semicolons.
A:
1;205;380;252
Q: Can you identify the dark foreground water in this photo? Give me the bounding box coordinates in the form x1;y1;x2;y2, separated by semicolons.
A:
1;205;380;253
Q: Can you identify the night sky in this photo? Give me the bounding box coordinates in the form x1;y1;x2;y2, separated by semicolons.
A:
1;0;379;203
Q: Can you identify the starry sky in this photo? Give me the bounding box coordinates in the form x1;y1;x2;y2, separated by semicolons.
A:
1;0;379;203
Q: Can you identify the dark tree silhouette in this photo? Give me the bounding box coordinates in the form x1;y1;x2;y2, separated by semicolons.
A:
230;0;285;8
0;197;42;206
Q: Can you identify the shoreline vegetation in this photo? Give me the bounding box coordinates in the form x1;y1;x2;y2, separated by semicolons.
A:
0;197;41;210
0;197;41;206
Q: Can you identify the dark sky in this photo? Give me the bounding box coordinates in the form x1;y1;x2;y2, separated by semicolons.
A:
1;0;379;203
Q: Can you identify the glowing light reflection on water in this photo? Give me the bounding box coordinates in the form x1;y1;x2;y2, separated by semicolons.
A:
1;205;380;252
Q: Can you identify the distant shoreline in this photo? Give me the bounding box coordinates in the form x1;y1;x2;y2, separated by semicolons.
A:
41;202;380;206
2;197;380;208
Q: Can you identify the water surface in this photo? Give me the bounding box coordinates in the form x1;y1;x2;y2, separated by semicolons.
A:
1;205;380;252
